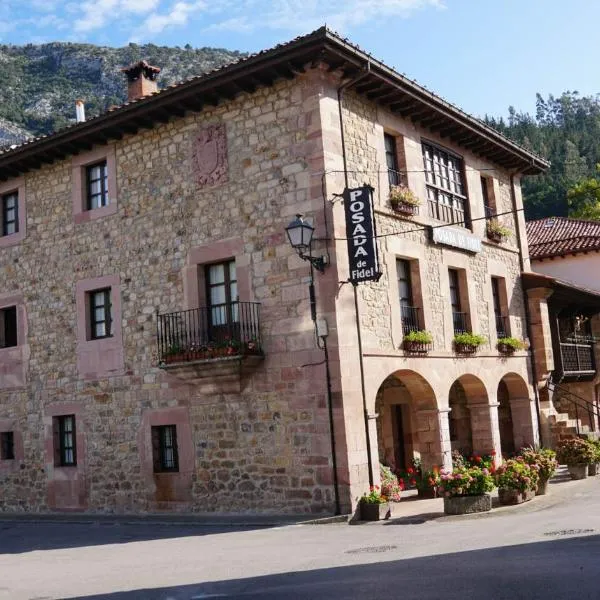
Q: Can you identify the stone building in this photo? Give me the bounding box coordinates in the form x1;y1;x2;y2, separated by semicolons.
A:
0;28;548;516
525;217;600;442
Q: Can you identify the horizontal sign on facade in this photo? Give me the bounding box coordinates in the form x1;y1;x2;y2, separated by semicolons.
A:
344;185;381;284
431;225;482;253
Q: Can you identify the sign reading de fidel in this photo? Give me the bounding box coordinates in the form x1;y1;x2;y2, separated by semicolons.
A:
344;186;381;283
431;225;482;253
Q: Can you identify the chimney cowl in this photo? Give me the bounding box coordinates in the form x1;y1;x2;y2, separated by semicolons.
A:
121;60;161;102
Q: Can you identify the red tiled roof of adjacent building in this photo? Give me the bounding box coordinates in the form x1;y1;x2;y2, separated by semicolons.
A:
526;216;600;260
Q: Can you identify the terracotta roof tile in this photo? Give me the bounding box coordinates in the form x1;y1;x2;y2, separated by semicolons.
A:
526;217;600;259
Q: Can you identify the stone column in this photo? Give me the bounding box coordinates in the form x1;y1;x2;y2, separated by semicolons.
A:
510;397;539;449
469;402;502;466
367;410;381;487
415;408;452;472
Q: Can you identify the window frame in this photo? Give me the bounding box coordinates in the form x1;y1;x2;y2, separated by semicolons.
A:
0;431;14;460
491;277;509;338
89;288;112;340
85;160;109;211
384;133;402;187
448;268;470;334
205;259;238;329
397;259;420;335
152;424;180;473
0;305;17;348
1;191;18;237
422;140;470;228
56;415;77;467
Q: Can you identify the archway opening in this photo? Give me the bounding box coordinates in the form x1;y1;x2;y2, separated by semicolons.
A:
448;380;473;456
498;372;535;452
497;380;515;455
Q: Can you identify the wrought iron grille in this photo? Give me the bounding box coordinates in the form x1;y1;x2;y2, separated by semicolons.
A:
157;301;262;364
495;315;508;339
452;311;468;335
401;305;421;335
560;342;595;374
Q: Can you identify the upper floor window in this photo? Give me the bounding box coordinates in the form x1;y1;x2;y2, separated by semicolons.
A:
423;142;469;228
0;431;14;460
54;415;76;467
206;260;238;328
1;192;18;236
0;306;17;348
89;288;112;340
385;133;401;187
491;277;509;338
152;425;179;473
449;268;468;334
481;176;496;219
86;161;109;210
397;259;420;335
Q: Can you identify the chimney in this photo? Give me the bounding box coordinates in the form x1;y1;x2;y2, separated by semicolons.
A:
75;99;86;123
121;60;161;102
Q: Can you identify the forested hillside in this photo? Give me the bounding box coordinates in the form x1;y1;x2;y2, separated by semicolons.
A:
486;92;600;220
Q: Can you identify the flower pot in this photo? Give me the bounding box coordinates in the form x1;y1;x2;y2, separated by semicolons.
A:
391;201;418;216
498;488;535;505
454;343;479;355
567;464;589;480
443;494;492;515
497;343;516;355
360;501;391;521
403;340;431;354
536;476;550;496
487;230;504;243
588;463;599;476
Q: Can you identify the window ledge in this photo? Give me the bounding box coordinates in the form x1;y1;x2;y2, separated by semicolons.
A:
74;202;117;225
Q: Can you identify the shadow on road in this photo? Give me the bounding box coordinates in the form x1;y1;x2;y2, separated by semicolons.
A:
64;533;600;600
0;520;275;554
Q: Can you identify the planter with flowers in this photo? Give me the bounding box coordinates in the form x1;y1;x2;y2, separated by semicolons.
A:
556;438;595;480
495;457;539;505
416;467;441;499
389;185;420;216
519;447;558;495
439;465;496;514
453;332;486;355
486;219;511;243
587;440;600;476
359;486;391;521
403;330;433;354
497;337;525;355
380;464;403;502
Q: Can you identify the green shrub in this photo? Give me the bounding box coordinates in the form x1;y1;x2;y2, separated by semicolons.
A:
495;458;539;492
403;330;433;344
556;438;595;465
453;332;487;347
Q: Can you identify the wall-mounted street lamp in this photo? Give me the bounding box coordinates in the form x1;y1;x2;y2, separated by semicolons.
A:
285;214;327;273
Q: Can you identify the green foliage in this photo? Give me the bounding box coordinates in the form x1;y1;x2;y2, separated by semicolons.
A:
519;447;558;480
497;337;525;351
567;172;600;220
403;330;433;344
556;438;595;465
486;219;512;237
360;485;387;504
495;458;539;492
389;185;420;206
453;332;486;347
438;465;496;497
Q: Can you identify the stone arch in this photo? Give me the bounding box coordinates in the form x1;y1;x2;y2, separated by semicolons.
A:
449;374;499;460
375;370;447;475
498;372;536;452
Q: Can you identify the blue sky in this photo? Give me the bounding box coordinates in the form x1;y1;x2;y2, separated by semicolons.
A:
1;0;599;119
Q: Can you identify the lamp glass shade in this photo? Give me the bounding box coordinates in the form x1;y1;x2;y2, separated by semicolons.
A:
285;214;314;250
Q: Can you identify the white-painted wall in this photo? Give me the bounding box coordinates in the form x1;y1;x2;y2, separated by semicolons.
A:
532;252;600;292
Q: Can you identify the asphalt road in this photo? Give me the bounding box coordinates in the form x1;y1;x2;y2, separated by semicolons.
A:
1;475;599;600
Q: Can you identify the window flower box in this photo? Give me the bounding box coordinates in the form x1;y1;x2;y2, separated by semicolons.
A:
389;185;420;216
497;337;525;355
486;220;511;243
453;332;486;355
402;330;433;354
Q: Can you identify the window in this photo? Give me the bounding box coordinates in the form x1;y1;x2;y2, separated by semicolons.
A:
54;415;76;467
89;289;112;340
481;177;495;219
397;259;419;334
206;260;238;332
491;277;508;338
449;269;467;334
0;306;17;348
151;425;179;472
0;432;14;460
86;161;109;210
423;142;469;227
1;192;18;236
385;133;401;187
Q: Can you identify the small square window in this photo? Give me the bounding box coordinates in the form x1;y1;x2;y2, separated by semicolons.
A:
1;192;18;236
0;432;14;460
89;289;112;340
0;306;17;348
86;161;109;210
152;425;179;473
53;415;77;467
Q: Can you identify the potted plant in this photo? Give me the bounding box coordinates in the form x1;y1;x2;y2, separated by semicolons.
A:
495;457;539;505
389;185;420;216
380;464;402;502
486;219;511;242
439;465;496;514
403;330;433;353
519;447;557;495
164;343;186;364
555;438;595;480
588;440;600;476
359;486;391;521
416;467;441;499
453;332;486;355
497;337;525;355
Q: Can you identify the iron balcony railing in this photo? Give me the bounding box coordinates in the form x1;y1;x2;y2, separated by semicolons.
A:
387;168;405;188
157;301;262;364
495;314;508;339
559;341;595;376
452;311;468;335
484;204;495;220
400;305;421;336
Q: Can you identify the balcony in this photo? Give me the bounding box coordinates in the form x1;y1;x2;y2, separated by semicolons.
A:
495;315;508;339
400;305;421;336
452;311;468;335
157;302;263;389
559;340;596;379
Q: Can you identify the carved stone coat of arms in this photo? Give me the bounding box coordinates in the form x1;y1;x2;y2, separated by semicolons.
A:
191;124;228;187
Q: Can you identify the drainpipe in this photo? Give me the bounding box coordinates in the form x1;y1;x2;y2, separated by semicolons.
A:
337;63;375;486
510;170;544;445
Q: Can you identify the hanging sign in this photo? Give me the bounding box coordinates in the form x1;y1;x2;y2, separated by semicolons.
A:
343;185;381;284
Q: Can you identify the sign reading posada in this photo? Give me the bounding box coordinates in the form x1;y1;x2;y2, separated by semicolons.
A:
343;185;381;284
